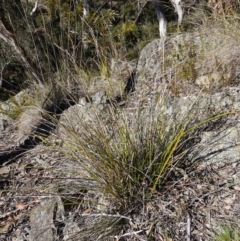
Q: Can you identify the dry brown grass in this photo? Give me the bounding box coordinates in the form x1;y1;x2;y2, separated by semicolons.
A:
208;0;239;18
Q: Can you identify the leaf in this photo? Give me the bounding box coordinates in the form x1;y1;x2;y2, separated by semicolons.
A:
223;205;231;210
233;186;240;191
15;203;27;210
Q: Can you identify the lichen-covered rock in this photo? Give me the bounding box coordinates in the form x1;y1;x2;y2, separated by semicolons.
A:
29;197;64;241
135;28;240;98
17;107;44;144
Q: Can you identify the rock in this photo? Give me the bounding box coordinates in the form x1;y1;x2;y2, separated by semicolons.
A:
58;90;109;137
88;59;137;99
16;107;43;144
135;28;240;99
62;216;81;241
0;89;41;142
0;89;31;113
0;88;53;146
162;87;240;121
29;197;64;241
192;123;240;167
91;89;107;105
110;58;137;82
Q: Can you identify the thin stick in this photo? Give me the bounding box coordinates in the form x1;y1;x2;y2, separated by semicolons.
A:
116;230;143;238
187;211;191;241
80;212;132;221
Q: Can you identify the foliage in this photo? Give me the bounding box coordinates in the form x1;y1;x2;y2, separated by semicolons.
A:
59;97;232;209
0;90;38;119
214;226;240;241
44;0;159;64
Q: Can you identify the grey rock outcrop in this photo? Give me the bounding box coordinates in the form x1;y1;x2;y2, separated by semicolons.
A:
135;28;240;99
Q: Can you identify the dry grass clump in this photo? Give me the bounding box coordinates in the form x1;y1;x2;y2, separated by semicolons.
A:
55;92;232;239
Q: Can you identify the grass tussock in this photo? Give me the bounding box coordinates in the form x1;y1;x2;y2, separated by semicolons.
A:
53;93;234;240
58;96;232;210
213;225;240;241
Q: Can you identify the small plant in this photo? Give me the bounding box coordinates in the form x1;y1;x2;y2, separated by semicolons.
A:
59;95;231;209
214;226;240;241
53;90;234;241
0;90;37;120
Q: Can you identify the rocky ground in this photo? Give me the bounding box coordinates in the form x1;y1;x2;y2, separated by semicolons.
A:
1;26;240;240
1;109;240;241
